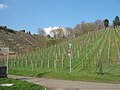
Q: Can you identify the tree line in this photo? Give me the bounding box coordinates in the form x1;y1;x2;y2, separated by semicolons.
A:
38;16;120;38
104;15;120;28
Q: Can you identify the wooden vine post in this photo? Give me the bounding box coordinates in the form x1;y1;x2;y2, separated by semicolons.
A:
68;43;72;73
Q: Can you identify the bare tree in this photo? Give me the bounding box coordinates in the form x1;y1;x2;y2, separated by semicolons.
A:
65;27;74;38
50;29;57;38
56;28;64;39
50;28;64;39
94;20;104;30
74;22;96;35
38;28;46;36
74;24;81;37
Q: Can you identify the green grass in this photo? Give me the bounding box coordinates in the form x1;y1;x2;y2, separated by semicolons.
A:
8;28;120;83
0;78;44;90
44;72;120;83
9;67;120;84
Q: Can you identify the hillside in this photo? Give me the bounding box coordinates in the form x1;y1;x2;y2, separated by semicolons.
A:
0;26;46;55
9;28;120;83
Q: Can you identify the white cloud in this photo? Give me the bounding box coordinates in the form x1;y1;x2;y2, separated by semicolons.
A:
0;3;8;9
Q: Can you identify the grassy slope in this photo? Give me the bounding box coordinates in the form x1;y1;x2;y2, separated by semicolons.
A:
0;78;44;90
0;28;46;54
9;28;120;83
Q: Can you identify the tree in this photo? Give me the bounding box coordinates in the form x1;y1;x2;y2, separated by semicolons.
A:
104;19;109;28
74;22;97;37
74;24;81;37
50;29;57;38
113;16;120;27
28;31;31;35
47;34;51;38
74;21;86;37
94;20;104;30
38;28;46;36
50;28;64;39
56;28;64;39
65;27;74;38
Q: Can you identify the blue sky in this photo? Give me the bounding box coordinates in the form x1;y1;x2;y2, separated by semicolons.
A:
0;0;120;33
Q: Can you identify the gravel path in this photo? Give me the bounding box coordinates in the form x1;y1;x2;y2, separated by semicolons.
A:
9;75;120;90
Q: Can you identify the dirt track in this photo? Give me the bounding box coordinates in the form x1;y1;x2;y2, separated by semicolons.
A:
9;75;120;90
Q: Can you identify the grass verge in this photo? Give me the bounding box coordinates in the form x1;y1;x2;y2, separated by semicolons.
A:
0;78;44;90
9;68;120;84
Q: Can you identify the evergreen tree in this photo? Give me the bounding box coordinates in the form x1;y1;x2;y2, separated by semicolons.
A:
113;16;120;27
28;31;31;35
104;19;109;28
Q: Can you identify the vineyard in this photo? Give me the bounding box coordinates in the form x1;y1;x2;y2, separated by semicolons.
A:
9;28;120;82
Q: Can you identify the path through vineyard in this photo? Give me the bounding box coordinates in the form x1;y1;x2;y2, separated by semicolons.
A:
9;75;120;90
